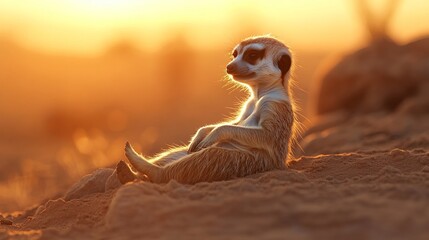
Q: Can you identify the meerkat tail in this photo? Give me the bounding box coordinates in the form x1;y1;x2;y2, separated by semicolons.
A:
124;142;161;181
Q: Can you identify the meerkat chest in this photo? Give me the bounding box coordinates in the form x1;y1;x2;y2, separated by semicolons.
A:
237;94;289;128
238;103;261;127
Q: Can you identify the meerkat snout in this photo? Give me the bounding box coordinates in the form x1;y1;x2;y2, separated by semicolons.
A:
226;63;237;75
226;61;255;79
226;63;237;74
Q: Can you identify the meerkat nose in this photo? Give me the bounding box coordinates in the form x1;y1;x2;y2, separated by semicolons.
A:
226;63;237;74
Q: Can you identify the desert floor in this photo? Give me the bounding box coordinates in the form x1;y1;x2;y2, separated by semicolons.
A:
1;101;429;239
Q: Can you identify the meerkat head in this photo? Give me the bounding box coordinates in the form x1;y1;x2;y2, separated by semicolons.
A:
227;36;292;88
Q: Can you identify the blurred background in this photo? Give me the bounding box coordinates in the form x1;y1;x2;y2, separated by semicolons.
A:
0;0;428;212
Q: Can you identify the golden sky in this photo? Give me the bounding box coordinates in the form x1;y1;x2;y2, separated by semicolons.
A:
0;0;428;55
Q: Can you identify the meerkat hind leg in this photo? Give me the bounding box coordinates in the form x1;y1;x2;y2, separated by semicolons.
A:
124;142;161;181
159;147;264;184
152;148;188;167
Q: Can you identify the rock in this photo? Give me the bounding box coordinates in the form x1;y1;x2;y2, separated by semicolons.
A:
64;168;113;201
0;219;13;225
315;37;429;115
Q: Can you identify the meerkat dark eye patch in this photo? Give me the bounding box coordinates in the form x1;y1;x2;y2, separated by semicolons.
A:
243;48;265;65
232;49;238;58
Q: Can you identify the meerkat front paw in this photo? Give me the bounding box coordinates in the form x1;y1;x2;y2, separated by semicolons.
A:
195;127;224;151
188;127;212;153
188;138;204;153
195;136;217;151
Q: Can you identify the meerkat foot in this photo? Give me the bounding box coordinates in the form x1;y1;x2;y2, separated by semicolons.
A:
116;160;136;184
124;142;144;164
124;142;161;181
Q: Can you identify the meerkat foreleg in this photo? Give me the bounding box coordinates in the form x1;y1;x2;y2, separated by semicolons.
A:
124;142;162;182
195;125;272;151
217;125;272;148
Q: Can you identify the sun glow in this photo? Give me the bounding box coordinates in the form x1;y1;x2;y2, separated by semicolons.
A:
0;0;428;56
67;0;143;15
75;0;132;9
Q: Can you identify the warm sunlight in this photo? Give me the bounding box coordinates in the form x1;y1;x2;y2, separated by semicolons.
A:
70;0;140;13
1;0;428;56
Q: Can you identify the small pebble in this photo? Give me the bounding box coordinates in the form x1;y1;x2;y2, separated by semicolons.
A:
390;148;407;156
421;165;429;173
0;219;13;225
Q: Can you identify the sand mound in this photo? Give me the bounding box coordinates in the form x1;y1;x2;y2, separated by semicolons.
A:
64;168;114;201
301;112;429;156
1;109;429;239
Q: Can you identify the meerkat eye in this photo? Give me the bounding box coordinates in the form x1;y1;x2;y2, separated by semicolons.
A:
232;50;238;58
243;49;265;65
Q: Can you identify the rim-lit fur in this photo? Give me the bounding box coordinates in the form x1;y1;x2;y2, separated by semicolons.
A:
123;35;295;184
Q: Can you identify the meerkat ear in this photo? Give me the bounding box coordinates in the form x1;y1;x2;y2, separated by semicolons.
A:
278;54;292;79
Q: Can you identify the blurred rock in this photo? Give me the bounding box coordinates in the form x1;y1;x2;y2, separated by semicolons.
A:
64;168;113;201
315;37;429;115
405;37;429;56
0;219;13;225
396;84;429;116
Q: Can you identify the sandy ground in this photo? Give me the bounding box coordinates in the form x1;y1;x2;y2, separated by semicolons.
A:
1;102;429;240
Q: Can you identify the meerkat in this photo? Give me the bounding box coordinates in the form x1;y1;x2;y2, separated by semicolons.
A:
118;35;295;184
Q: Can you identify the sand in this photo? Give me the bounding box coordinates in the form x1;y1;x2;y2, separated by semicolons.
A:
1;106;428;240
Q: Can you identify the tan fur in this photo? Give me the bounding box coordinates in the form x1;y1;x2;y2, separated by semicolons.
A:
122;36;295;184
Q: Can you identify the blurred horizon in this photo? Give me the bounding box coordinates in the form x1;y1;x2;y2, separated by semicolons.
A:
1;0;429;56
